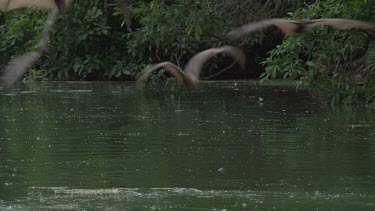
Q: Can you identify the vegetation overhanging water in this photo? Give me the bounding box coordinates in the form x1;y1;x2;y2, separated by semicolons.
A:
1;0;374;104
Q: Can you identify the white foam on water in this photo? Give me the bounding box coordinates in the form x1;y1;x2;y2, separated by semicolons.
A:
20;91;37;94
49;90;93;93
1;187;374;210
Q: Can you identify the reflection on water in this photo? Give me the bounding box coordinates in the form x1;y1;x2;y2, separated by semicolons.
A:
0;81;374;210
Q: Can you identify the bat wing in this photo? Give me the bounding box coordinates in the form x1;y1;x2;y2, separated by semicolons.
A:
136;62;196;88
0;11;57;90
184;46;246;83
0;0;9;12
1;0;58;12
303;19;375;31
0;51;42;90
226;18;300;40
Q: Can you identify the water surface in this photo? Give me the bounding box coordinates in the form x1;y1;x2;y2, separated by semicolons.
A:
0;81;374;210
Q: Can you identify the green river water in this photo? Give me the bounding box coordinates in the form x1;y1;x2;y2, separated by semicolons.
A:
0;81;374;210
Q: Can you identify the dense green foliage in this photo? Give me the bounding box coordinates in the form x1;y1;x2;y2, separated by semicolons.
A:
38;1;134;80
262;0;375;104
1;0;302;80
0;9;45;69
0;0;374;104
